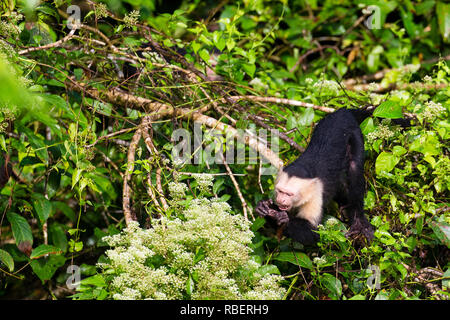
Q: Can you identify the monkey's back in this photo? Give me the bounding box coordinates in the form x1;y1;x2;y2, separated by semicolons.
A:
285;108;362;180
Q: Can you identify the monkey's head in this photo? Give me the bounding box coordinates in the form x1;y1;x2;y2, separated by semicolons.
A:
274;169;320;212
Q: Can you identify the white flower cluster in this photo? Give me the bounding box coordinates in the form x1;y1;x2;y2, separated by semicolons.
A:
168;181;188;199
313;79;340;96
417;100;446;121
249;77;269;91
192;173;213;193
95;2;109;19
325;217;339;228
366;123;395;143
422;75;433;83
0;12;22;38
100;186;286;300
313;256;327;266
124;10;140;28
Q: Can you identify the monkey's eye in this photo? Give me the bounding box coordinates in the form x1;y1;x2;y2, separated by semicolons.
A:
276;189;293;197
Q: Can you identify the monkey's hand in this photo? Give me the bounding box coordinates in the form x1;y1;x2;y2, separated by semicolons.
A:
346;216;374;244
255;199;289;226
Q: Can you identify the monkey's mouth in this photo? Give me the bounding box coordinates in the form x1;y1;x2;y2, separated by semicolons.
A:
277;205;289;211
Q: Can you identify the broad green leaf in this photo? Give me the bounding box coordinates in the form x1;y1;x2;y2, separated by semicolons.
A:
30;244;63;260
72;168;83;188
431;217;450;248
186;274;194;296
250;217;266;232
375;151;400;175
198;48;210;64
49;223;68;253
392;145;407;156
349;294;366;300
0;249;14;272
53;201;76;222
437;2;450;42
443;269;450;289
360;117;375;135
373;100;403;119
297;108;315;127
33;196;52;223
409;133;441;156
47;170;61;199
30;254;66;282
257;264;281;276
226;38;235;51
80;274;106;287
320;273;342;299
367;45;384;72
273;251;313;269
6;212;33;251
0;134;6;152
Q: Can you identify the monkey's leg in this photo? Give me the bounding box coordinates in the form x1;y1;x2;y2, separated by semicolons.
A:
285;218;319;245
345;130;374;242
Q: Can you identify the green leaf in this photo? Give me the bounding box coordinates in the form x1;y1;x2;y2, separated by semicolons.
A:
360;117;375;135
49;223;68;253
297;108;315;127
273;251;313;269
392;145;407;156
443;268;450;289
349;294;366;300
242;63;256;77
47;170;61;199
53;201;76;222
0;249;14;272
286;115;297;130
198;48;210;64
6;212;33;251
431;217;450;248
33;196;52;224
409;133;441;156
186;274;194;297
213;178;224;195
367;45;384;72
0;134;6;152
250;217;266;232
437;2;450;42
375;151;400;175
30;244;63;260
320;273;342;299
80;274;106;287
30;254;66;282
87;173;117;200
72;168;83;188
373;100;403;119
257;264;281;276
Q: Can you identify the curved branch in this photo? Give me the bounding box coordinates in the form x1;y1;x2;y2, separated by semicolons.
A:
123;128;141;226
73;84;284;169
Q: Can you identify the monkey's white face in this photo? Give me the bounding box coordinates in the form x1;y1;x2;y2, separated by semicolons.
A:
274;171;317;212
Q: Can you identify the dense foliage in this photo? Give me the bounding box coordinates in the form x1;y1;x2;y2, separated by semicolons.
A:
0;0;448;300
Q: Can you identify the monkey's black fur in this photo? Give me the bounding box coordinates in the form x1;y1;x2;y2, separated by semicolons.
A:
257;108;378;245
286;108;373;244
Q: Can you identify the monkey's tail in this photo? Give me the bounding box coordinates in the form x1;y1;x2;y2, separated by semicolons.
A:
349;106;376;124
349;106;412;128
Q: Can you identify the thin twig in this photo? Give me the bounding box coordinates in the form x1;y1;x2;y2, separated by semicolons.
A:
219;152;251;220
230;95;335;113
19;29;76;55
123;128;141;226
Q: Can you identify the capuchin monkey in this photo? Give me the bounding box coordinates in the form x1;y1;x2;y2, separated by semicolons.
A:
256;108;388;245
